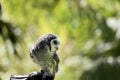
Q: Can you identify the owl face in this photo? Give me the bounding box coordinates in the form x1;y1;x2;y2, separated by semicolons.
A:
50;38;60;52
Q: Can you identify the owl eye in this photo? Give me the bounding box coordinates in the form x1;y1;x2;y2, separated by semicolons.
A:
53;40;57;45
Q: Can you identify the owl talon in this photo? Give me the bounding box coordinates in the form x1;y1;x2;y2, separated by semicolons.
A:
41;71;48;80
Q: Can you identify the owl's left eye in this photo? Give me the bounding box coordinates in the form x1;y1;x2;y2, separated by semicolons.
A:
53;40;57;45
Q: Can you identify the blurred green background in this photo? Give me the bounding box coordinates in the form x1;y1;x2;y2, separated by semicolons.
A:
1;0;120;80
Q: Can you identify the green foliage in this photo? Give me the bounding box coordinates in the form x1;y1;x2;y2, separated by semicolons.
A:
0;0;120;80
80;58;120;80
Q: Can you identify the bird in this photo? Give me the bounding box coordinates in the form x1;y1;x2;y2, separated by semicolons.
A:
30;33;60;79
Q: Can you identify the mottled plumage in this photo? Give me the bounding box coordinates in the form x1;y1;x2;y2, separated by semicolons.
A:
30;34;60;77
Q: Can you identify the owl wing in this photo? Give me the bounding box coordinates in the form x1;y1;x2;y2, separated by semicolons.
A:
30;37;49;64
33;37;49;54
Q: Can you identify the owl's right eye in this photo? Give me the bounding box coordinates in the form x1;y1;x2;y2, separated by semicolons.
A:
53;40;57;45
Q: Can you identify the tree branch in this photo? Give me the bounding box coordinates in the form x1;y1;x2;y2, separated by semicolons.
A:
10;71;54;80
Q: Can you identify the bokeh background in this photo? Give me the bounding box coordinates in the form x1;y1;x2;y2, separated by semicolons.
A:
1;0;120;80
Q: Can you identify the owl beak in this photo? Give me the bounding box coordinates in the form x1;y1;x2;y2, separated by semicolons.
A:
55;46;59;50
